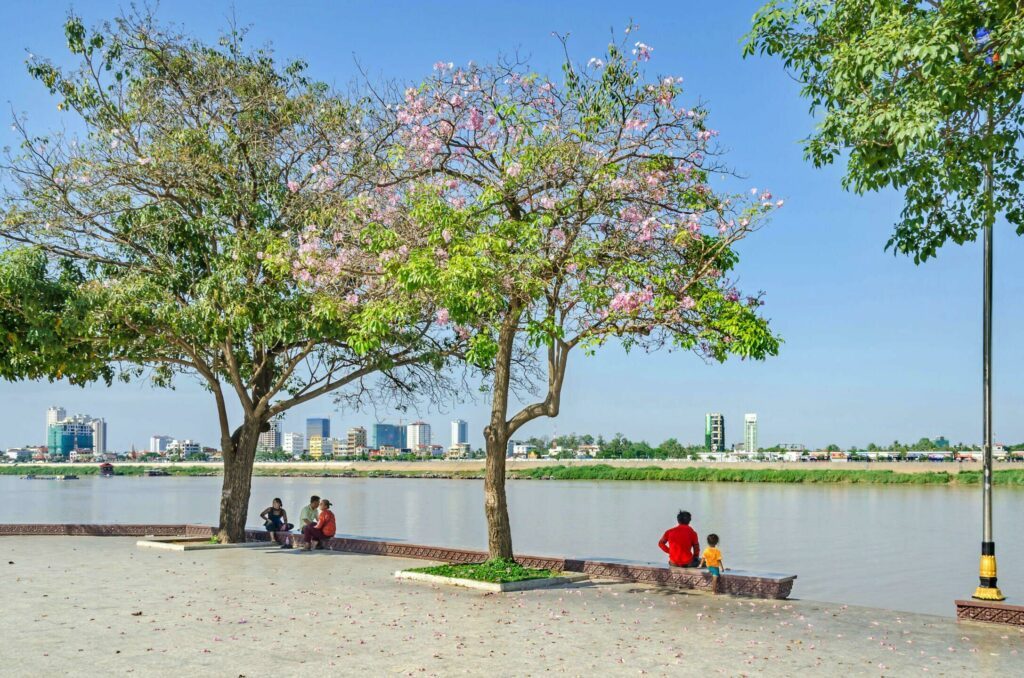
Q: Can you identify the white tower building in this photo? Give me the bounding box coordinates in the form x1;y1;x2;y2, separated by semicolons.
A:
744;413;759;456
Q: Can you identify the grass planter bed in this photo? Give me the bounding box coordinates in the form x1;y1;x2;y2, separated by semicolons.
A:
396;559;588;592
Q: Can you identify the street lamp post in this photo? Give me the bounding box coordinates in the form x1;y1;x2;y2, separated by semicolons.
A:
971;26;1004;597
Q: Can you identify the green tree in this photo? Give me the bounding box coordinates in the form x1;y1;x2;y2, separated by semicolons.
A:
745;0;1024;261
0;15;451;541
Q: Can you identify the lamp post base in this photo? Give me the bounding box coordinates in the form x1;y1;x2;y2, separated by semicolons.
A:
956;599;1023;627
972;585;1006;601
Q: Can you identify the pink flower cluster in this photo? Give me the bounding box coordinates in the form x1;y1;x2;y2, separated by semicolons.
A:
609;287;654;313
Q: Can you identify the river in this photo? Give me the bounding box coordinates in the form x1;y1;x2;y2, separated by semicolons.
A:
4;475;1022;617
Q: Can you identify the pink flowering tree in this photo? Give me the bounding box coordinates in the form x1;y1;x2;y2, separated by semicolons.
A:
365;31;783;559
0;15;455;542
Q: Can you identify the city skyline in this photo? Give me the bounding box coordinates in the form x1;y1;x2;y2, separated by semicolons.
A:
1;1;1022;451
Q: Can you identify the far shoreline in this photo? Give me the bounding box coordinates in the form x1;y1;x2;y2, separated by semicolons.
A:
4;459;1024;486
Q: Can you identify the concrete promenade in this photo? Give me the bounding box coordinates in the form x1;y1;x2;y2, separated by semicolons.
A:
3;537;1021;676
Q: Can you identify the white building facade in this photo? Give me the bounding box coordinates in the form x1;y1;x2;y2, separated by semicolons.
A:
451;419;469;447
744;414;758;456
282;432;305;455
407;421;431;452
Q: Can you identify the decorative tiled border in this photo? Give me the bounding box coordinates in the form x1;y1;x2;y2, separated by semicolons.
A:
955;600;1024;627
0;524;795;599
252;530;795;599
0;523;187;537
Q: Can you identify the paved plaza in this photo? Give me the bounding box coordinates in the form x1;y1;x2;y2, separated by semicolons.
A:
2;537;1020;676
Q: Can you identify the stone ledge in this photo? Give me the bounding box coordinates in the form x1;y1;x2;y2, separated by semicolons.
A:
0;524;795;599
955;599;1024;627
248;530;796;599
394;570;590;592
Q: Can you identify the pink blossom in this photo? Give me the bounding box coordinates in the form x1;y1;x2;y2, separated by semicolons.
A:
433;61;453;72
550;228;565;243
739;218;750;228
632;42;654;61
679;296;696;310
287;181;300;193
539;195;557;210
588;57;604;68
345;293;359;304
256;252;265;260
436;308;450;325
619;206;644;224
454;324;471;340
450;94;464;108
609;287;654;313
776;199;785;208
468;107;484;131
441;229;452;243
759;191;773;201
506;162;522;178
624;117;648;132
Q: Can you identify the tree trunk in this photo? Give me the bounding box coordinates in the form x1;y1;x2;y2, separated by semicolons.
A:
483;430;513;560
217;418;263;543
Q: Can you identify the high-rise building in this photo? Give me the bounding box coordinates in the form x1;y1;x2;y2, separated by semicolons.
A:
257;419;283;453
306;418;330;442
705;413;725;453
744;413;758;455
46;406;66;443
345;427;368;456
282;432;305;455
451;419;469;448
91;418;107;454
150;435;174;454
370;423;406;449
407;421;431;452
47;415;95;458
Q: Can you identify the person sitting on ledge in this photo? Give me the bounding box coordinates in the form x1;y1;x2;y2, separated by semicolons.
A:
293;494;320;549
658;509;701;568
302;499;336;551
260;498;290;547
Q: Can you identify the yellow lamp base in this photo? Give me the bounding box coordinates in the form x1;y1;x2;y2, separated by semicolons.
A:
972;586;1006;601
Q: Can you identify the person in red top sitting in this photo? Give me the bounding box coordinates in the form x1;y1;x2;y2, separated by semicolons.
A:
302;499;336;551
658;510;701;567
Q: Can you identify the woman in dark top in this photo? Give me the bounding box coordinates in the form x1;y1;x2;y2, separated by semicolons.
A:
260;498;289;547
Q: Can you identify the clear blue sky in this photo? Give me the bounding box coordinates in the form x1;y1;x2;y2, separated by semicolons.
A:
1;1;1022;451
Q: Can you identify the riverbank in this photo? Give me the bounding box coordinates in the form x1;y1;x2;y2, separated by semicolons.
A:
4;461;1024;485
4;536;1019;676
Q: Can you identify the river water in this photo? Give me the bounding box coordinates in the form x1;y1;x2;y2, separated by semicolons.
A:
4;475;1022;617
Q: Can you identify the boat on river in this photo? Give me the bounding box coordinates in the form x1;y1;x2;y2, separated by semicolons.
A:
144;469;170;477
99;463;115;477
21;474;79;480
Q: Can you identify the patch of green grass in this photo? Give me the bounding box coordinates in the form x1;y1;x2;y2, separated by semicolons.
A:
408;558;557;583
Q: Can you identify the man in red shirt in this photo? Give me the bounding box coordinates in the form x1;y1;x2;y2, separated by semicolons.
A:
658;510;700;567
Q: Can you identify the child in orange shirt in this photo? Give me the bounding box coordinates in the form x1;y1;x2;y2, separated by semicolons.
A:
699;533;724;594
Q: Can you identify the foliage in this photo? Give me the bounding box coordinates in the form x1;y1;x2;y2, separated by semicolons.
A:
0;12;456;539
299;28;782;557
509;464;1024;485
744;0;1024;262
407;559;557;583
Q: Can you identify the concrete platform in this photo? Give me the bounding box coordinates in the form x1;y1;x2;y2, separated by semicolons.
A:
136;536;275;552
3;536;1022;676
